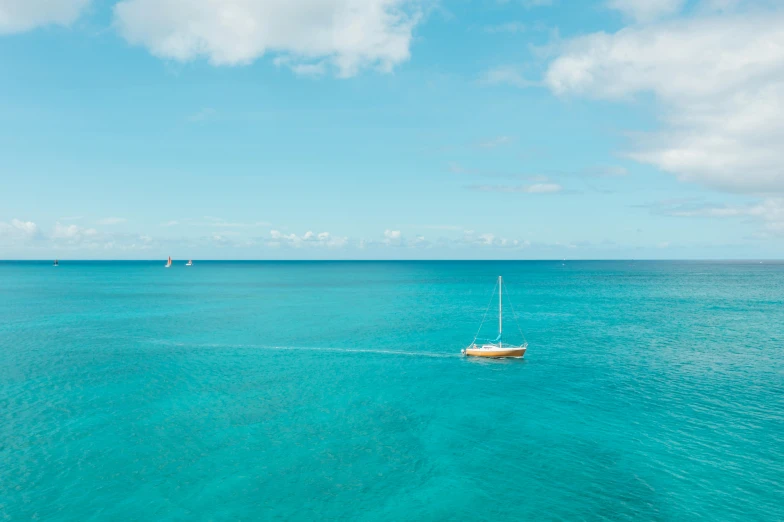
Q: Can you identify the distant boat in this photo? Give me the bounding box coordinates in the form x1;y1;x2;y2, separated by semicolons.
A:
165;256;172;268
185;260;193;266
463;276;527;358
53;259;59;267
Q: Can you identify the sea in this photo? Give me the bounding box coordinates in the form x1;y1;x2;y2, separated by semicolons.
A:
1;261;782;521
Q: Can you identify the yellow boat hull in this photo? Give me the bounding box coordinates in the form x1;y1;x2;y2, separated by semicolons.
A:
463;346;527;358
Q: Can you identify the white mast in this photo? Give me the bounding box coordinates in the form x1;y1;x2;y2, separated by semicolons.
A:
498;275;502;345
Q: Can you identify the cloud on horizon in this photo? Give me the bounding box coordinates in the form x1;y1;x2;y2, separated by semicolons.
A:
643;197;784;237
0;219;40;240
268;230;348;249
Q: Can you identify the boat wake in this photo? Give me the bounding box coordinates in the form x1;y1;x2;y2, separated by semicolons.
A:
142;338;457;359
266;346;458;358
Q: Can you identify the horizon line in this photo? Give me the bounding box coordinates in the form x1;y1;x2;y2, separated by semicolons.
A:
2;259;782;263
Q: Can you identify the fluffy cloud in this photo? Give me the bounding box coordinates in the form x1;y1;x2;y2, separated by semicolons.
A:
460;230;529;249
606;0;685;22
382;229;402;246
0;219;39;240
51;222;98;241
0;0;90;34
113;0;423;77
544;10;784;194
269;229;348;248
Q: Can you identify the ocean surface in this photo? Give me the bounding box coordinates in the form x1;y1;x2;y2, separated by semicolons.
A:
1;261;782;521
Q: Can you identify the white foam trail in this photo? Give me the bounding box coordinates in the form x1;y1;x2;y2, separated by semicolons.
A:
263;346;458;358
141;338;458;358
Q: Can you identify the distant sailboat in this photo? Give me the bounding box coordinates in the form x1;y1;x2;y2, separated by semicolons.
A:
165;256;172;268
463;276;527;358
53;259;59;267
185;260;193;266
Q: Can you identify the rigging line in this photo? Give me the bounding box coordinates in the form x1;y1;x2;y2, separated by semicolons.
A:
503;284;528;344
471;281;498;345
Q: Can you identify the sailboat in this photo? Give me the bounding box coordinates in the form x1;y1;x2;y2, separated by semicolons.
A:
53;259;59;267
165;256;172;268
463;276;527;358
185;260;193;266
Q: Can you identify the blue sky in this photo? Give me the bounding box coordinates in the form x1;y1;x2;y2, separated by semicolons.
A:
1;0;782;259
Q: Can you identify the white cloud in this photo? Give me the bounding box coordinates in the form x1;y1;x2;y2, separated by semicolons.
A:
360;228;534;250
49;222;100;246
544;10;784;193
97;217;127;225
382;229;402;246
663;197;784;236
606;0;685;23
0;219;39;240
269;229;347;248
51;222;98;242
642;196;784;237
478;233;495;245
1;218;165;253
459;229;529;249
13;219;37;236
113;0;423;77
0;0;90;34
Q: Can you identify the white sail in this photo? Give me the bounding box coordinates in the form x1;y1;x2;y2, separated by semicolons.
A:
462;275;527;358
498;275;502;346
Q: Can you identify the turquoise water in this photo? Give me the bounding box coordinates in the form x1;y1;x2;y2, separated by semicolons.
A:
1;261;783;520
